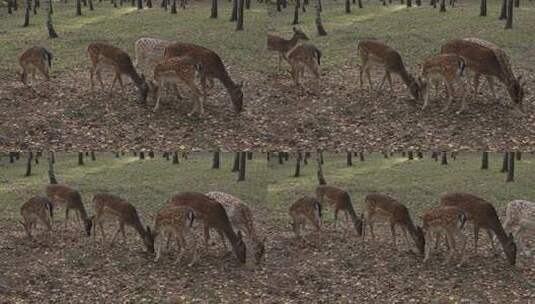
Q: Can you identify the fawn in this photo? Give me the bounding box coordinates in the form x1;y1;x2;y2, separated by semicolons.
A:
19;196;54;240
267;27;309;71
315;185;363;235
45;184;92;236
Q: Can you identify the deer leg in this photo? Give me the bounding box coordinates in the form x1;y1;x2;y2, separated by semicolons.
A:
486;76;497;101
189;233;199;267
153;80;163;113
486;230;498;256
423;231;432;263
369;219;376;239
334;208;339;230
473;225;480;255
366;67;374;90
99;222;106;243
120;223;127;242
402;226;413;253
446;231;455;264
390;222;397;248
386;72;394;92
457;230;467;267
472;73;481;99
378;72;388;91
203;224;210;249
95;66;105;90
444;80;454;111
90;67;95;90
455;77;466;113
359;63;365;89
177;233;186;263
110;223;122;246
154;235;163;262
64;208;70;230
217;229;228;253
422;79;431;110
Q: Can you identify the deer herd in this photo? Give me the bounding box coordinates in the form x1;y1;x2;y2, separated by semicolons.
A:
17;183;534;269
17;27;527;115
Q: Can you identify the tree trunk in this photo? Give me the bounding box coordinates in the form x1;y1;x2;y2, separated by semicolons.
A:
304;152;309;165
439;0;445;11
346;151;352;166
25;152;33;177
479;0;486;16
232;152;240;172
499;0;506;19
317;155;327;185
212;151;221;169
345;0;350;12
171;0;176;13
506;152;514;182
319;151;324;165
78;152;84;165
210;0;217;18
501;152;508;172
407;0;411;6
148;150;155;158
236;0;244;30
89;0;94;10
359;152;364;162
417;151;423;159
147;0;152;7
515;151;521;161
315;0;327;36
172;151;179;164
357;0;362;8
514;0;519;6
8;0;13;14
91;151;96;161
294;152;302;177
481;152;489;169
162;0;167;10
76;0;82;15
441;151;448;165
505;0;513;29
238;152;247;181
139;151;145;159
9;152;16;163
23;0;30;26
46;0;58;37
278;152;284;164
33;0;37;14
48;152;58;184
230;0;237;21
115;151;121;158
284;152;290;161
137;0;142;8
247;152;253;160
408;151;414;160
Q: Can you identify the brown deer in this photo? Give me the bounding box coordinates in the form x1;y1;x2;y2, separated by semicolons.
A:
86;42;149;104
421;206;467;267
134;37;172;70
19;46;53;86
287;43;322;88
163;43;243;113
91;193;154;253
357;39;421;100
289;196;322;241
151;206;196;264
267;27;309;71
205;191;266;265
440;38;526;110
503;200;535;258
149;57;203;114
362;193;425;254
167;191;246;264
440;192;516;265
419;53;466;113
45;184;92;236
19;196;54;239
315;185;363;235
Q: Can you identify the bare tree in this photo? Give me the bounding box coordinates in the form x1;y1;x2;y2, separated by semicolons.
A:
294;152;302;177
76;0;82;15
23;0;31;26
230;0;237;21
345;0;350;13
46;0;58;38
210;0;217;18
238;152;246;181
480;0;486;16
439;0;446;11
317;155;327;185
315;0;327;36
232;152;240;172
172;151;179;164
501;152;508;172
506;151;515;182
212;151;221;169
346;151;353;166
441;151;448;165
292;0;300;24
78;152;84;165
481;151;489;169
48;152;58;184
236;0;244;30
505;0;513;29
25;152;33;177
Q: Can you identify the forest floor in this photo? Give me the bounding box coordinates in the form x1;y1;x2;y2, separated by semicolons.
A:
1;152;534;303
2;1;535;150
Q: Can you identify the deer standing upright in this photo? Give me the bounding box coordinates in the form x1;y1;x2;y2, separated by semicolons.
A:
267;27;309;71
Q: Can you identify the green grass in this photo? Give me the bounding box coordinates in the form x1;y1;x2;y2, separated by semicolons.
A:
0;0;271;76
0;152;270;220
267;152;535;221
270;0;535;71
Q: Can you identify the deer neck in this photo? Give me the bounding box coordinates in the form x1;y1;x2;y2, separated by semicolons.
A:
287;35;300;50
405;217;418;239
399;67;414;88
125;65;145;89
79;206;89;222
131;216;147;240
492;221;510;246
219;72;237;93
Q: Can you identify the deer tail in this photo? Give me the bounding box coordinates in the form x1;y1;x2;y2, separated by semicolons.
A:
458;57;466;77
458;211;467;230
187;210;195;228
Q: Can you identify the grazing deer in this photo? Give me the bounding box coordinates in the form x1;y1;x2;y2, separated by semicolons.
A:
441;38;526;110
267;27;309;71
315;185;363;235
163;43;244;113
19;46;53;86
205;191;266;265
357;39;421;100
45;184;92;236
134;37;172;70
421;206;467;267
19;196;54;239
151;206;196;263
287;43;322;88
149;57;203;114
167;191;246;264
289;196;322;240
86;42;149;104
504;200;535;257
440;192;516;265
91;193;154;253
419;53;466;113
362;193;425;254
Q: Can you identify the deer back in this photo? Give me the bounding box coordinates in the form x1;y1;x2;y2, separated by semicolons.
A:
316;185;351;209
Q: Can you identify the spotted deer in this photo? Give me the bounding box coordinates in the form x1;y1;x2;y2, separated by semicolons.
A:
419;53;466;113
19;196;54;239
86;42;149;104
205;191;266;265
287;43;322;88
504;200;535;257
421;206;467;267
163;43;244;113
45;184;92;236
167;192;246;264
362;193;425;254
133;37;172;70
149;57;203;114
441;38;526;110
91;193;154;253
267;27;309;71
19;46;53;86
151;206;196;263
357;39;421;100
440;192;516;265
289;196;322;240
315;185;363;235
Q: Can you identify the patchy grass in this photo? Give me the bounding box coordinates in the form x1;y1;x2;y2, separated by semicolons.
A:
270;0;535;71
0;0;271;75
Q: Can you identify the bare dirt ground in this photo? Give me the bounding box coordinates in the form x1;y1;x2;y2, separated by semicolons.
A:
2;65;535;151
1;207;534;303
